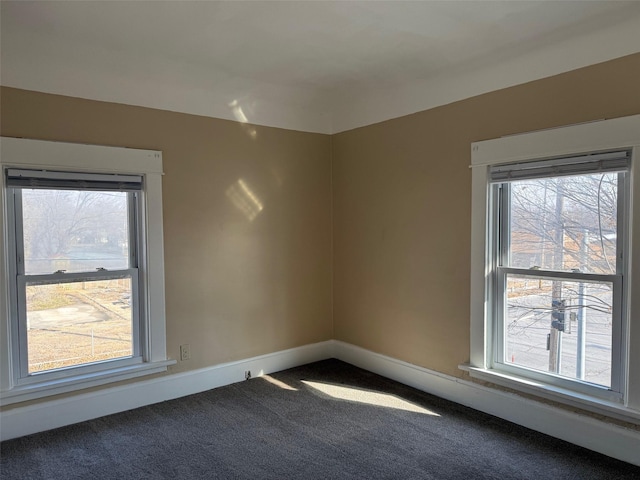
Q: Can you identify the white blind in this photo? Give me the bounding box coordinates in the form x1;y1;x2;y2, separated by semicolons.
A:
5;169;143;191
489;150;631;183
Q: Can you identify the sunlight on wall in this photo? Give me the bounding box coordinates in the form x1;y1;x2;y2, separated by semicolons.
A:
229;99;258;139
225;178;264;222
302;381;440;416
229;99;248;123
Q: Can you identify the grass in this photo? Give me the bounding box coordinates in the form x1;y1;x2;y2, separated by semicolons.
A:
27;287;76;311
25;281;133;373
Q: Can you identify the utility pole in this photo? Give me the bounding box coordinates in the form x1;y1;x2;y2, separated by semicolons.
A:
549;183;564;374
576;230;588;379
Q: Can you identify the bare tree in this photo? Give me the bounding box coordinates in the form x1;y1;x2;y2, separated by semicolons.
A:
21;190;128;274
510;174;618;274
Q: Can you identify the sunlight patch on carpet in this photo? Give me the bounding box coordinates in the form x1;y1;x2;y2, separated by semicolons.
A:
262;375;298;391
302;381;440;416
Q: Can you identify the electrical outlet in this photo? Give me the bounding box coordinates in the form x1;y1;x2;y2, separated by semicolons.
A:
180;344;191;361
245;370;251;380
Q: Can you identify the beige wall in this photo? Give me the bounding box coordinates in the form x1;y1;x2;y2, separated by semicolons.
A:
332;53;640;377
0;87;333;379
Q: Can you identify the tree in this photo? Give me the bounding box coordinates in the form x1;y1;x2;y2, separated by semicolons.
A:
21;189;128;274
510;173;618;274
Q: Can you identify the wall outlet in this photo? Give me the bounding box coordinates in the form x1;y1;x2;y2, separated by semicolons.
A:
180;344;191;361
245;370;251;380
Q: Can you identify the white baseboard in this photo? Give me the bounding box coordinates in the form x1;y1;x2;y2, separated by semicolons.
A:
0;340;332;441
330;340;640;467
3;339;639;468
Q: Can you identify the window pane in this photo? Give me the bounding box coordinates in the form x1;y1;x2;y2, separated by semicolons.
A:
507;173;620;274
504;274;612;388
21;189;130;275
26;278;133;374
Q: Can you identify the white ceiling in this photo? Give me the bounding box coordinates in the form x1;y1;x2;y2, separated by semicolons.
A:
2;1;640;134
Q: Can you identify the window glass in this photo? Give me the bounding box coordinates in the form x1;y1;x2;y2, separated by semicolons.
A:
26;278;133;374
507;173;619;274
504;274;612;387
21;189;129;275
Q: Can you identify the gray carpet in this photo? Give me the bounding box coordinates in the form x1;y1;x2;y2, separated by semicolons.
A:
1;359;638;479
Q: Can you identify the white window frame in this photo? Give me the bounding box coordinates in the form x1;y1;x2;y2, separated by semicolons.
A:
465;115;640;422
0;138;175;405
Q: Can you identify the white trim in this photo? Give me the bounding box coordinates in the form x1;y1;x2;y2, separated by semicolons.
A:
0;157;10;393
0;360;174;406
469;161;489;368
629;146;640;412
330;341;640;467
0;137;163;175
460;364;637;422
142;172;168;363
471;115;640;167
0;341;332;441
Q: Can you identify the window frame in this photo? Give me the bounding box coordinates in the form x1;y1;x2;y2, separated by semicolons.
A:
466;115;640;422
488;162;628;402
0;138;174;405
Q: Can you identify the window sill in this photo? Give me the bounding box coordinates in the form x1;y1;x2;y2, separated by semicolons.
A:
459;363;640;425
0;359;176;406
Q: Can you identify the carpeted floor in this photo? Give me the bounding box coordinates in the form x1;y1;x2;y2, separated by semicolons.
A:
1;359;638;479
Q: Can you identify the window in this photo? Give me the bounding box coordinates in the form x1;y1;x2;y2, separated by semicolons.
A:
489;152;629;400
1;138;173;405
7;170;144;380
467;115;640;420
